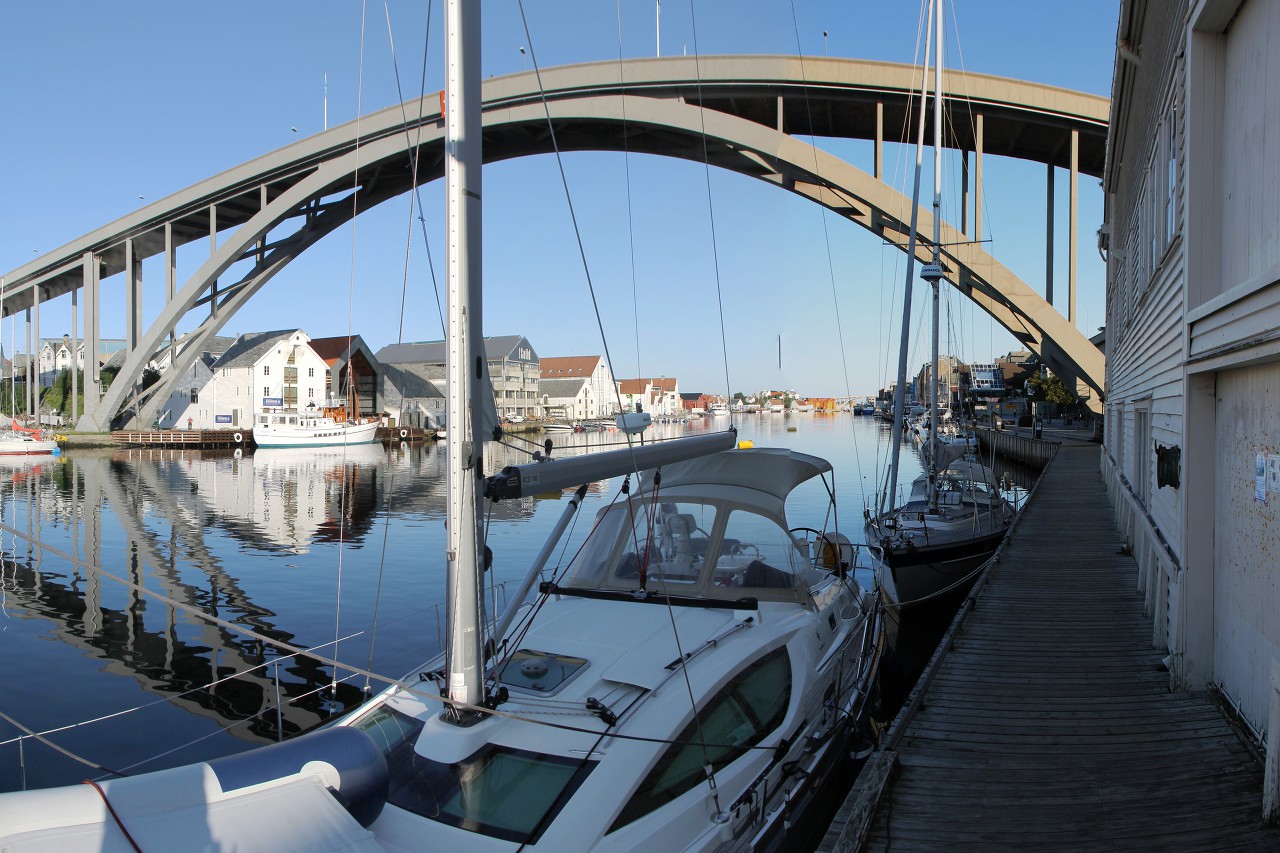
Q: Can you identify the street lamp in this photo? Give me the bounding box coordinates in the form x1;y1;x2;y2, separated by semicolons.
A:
823;30;828;56
519;46;526;70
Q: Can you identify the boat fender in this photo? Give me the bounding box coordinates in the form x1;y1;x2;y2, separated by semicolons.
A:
207;727;389;827
233;432;243;444
399;429;408;438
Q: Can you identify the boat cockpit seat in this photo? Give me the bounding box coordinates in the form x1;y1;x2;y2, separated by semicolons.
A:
742;559;793;589
664;513;708;557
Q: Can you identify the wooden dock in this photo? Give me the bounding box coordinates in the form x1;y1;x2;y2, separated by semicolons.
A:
111;429;249;448
822;443;1279;851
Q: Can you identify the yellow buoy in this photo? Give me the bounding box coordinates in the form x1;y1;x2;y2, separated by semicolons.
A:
737;439;755;449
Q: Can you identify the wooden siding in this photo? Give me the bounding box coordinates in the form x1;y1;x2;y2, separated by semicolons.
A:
855;446;1278;850
1214;363;1280;734
1221;0;1280;289
1104;4;1189;570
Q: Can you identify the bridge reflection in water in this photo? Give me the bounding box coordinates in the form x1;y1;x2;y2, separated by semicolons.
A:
0;434;574;793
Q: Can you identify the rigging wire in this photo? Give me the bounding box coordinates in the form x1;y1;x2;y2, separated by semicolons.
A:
874;3;929;489
616;0;644;386
329;0;370;703
513;0;635;442
687;1;734;431
668;0;727;819
786;0;865;505
384;0;446;341
0;517;799;761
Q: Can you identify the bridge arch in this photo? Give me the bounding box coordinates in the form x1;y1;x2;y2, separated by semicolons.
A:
0;56;1107;429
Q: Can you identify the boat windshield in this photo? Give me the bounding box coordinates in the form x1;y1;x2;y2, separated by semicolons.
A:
355;705;595;843
562;497;811;602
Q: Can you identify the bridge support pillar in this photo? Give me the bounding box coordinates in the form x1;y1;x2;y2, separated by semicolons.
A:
71;288;78;427
32;287;40;418
209;204;219;319
974;114;984;243
1045;162;1055;307
125;238;142;351
80;252;104;432
874;101;883;180
1069;128;1079;326
165;223;176;352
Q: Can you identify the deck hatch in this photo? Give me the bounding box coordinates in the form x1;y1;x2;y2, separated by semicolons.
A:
495;649;588;695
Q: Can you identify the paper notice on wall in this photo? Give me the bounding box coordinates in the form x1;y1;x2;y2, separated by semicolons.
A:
1256;452;1268;503
1268;454;1280;495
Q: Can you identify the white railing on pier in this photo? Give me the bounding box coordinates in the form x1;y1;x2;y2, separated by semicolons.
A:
1100;450;1184;685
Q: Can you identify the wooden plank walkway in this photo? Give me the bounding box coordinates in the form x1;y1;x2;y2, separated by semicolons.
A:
850;444;1279;851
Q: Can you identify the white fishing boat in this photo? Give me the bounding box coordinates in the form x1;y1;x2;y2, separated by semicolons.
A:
253;403;380;449
0;4;884;850
706;403;730;417
865;0;1014;610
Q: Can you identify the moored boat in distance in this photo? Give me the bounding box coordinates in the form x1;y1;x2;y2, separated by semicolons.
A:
865;0;1016;610
0;432;58;455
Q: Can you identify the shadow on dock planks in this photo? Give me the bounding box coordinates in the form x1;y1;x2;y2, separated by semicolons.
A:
821;443;1279;851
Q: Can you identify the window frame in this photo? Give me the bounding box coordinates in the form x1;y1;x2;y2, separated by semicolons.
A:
609;646;793;832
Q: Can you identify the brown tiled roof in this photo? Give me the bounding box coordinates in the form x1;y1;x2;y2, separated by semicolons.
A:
618;376;676;394
539;355;601;378
309;335;360;365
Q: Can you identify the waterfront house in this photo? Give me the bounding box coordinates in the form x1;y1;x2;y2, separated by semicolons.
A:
309;335;382;419
37;336;127;388
378;362;445;430
539;377;593;420
1103;0;1280;816
377;335;541;421
539;355;618;418
618;377;680;417
152;335;237;428
679;392;715;413
192;330;333;430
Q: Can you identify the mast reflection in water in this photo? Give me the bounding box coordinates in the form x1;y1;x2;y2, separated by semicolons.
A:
0;419;897;793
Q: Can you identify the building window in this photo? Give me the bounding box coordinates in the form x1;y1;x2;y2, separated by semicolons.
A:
309;388;315;398
1165;99;1178;243
190;389;198;404
263;365;270;376
263;386;270;397
308;367;314;378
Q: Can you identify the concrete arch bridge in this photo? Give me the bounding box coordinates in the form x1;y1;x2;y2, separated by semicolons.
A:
0;55;1108;430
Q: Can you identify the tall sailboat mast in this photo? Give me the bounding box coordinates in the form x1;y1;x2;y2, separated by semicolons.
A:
444;0;487;716
926;0;943;511
881;0;934;516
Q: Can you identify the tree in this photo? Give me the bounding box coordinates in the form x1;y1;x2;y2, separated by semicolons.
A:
1025;370;1075;408
732;391;746;403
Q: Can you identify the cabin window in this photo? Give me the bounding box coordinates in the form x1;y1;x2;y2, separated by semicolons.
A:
354;706;596;843
609;647;792;831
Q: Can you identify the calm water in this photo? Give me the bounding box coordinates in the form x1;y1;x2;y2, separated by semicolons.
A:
0;414;921;793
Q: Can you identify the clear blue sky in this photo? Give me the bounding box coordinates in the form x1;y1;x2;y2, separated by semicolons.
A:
0;0;1117;398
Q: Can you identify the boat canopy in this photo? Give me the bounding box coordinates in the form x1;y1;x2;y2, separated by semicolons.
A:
560;449;834;604
638;448;832;518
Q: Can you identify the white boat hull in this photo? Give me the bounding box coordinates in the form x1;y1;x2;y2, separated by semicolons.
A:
0;436;58;455
253;420;380;448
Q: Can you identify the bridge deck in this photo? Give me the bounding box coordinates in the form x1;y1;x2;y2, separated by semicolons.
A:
832;442;1279;851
